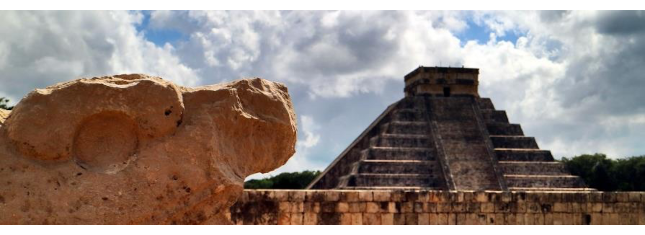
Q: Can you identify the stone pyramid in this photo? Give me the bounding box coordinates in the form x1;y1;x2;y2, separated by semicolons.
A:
307;66;591;191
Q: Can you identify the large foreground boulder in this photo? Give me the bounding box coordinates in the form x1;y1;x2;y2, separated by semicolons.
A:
0;74;297;224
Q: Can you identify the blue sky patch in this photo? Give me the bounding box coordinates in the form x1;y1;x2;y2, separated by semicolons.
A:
135;10;186;47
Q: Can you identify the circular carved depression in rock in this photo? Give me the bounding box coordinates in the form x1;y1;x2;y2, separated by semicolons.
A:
73;111;139;173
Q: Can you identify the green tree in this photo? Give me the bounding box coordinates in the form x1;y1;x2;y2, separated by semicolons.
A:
244;170;321;189
0;97;13;110
562;153;616;191
612;156;645;191
561;153;645;191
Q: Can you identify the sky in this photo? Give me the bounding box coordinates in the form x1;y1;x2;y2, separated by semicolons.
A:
1;11;645;180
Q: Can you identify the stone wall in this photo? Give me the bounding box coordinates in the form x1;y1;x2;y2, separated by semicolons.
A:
226;190;645;225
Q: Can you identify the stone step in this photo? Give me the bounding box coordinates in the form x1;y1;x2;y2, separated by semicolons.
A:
490;135;539;149
350;173;439;187
362;147;435;161
486;123;524;136
508;187;596;191
495;148;554;161
391;108;426;122
480;110;509;123
358;160;438;174
504;175;587;188
478;98;495;110
370;134;432;148
381;121;429;135
498;161;569;175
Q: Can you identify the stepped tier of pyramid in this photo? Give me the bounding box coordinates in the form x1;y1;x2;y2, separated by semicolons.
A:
307;66;591;191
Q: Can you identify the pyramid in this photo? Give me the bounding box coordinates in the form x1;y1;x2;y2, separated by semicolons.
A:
307;66;591;191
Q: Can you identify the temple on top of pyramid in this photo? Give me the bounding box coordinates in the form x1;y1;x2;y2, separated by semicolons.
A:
307;66;591;191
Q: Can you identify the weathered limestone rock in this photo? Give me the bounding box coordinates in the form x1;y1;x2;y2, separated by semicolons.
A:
0;74;297;224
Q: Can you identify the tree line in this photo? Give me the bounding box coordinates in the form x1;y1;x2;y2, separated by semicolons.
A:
244;170;321;189
561;153;645;191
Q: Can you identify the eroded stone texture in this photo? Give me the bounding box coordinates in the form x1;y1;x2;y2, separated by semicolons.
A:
0;74;297;224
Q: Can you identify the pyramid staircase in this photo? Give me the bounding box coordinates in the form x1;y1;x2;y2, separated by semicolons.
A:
334;97;447;190
477;98;591;191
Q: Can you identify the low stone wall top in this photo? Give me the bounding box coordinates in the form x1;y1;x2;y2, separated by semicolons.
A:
226;190;645;225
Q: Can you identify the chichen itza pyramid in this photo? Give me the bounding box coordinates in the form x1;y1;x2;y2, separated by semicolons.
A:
308;66;590;191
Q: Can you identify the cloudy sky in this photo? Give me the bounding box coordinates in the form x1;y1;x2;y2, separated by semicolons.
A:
1;11;644;179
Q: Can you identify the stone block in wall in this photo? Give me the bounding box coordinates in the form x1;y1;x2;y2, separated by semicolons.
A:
340;213;352;225
544;213;554;225
336;202;349;213
451;203;466;213
475;191;488;203
628;192;642;202
366;202;380;213
391;191;406;202
495;213;505;225
341;191;360;202
603;203;614;213
363;213;381;225
481;203;495;213
303;202;318;213
484;213;495;225
381;213;394;225
465;213;485;225
465;203;480;213
405;213;418;225
616;192;629;202
350;213;363;225
306;191;326;202
552;213;564;225
352;202;367;213
273;190;289;201
278;202;291;213
552;202;569;212
437;203;451;213
291;202;304;213
450;192;465;203
591;203;603;213
456;213;468;225
505;213;517;224
514;213;524;225
303;213;318;225
373;191;391;202
603;192;618;203
426;203;437;213
288;191;305;202
324;191;341;201
318;213;342;225
401;202;415;213
359;191;374;201
521;213;534;225
414;202;424;213
278;213;290;225
385;202;397;213
428;213;438;225
290;213;303;225
394;213;405;225
418;213;430;225
321;202;337;213
405;191;420;202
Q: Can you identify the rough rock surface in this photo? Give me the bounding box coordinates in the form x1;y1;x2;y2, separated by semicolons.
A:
0;74;297;224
